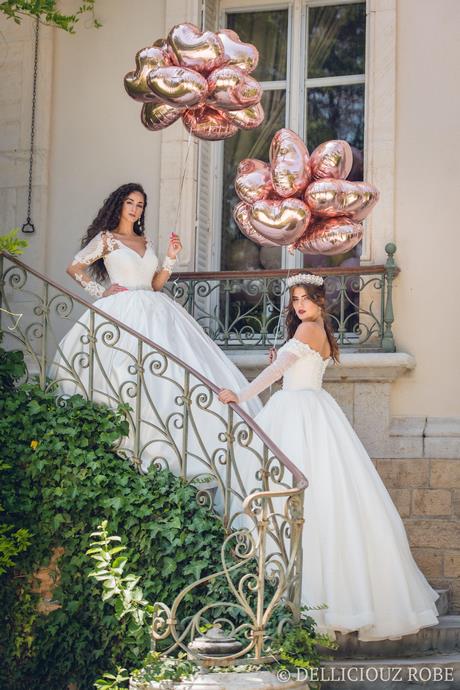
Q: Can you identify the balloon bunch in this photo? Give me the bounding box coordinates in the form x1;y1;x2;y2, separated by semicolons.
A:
234;129;379;255
124;23;264;141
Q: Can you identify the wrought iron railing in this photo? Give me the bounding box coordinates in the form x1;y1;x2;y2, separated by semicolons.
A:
0;251;307;668
166;243;399;352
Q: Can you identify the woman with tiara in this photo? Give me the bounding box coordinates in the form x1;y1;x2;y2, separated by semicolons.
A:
219;272;439;642
50;183;261;474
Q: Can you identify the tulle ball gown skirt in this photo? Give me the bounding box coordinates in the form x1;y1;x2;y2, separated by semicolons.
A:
251;386;439;641
49;289;261;477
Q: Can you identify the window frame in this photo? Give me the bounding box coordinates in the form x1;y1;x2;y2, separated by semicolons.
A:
205;0;396;269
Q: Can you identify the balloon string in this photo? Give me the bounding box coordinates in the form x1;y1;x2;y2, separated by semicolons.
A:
171;128;194;301
267;264;293;396
174;128;193;233
272;265;293;348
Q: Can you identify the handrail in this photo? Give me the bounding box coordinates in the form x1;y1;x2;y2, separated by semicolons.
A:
0;251;306;488
171;264;400;281
167;244;400;352
0;250;308;666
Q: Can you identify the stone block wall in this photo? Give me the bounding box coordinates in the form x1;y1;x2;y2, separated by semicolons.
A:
373;458;460;613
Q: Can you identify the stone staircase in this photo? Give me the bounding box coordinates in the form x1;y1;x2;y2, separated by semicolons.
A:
320;589;460;689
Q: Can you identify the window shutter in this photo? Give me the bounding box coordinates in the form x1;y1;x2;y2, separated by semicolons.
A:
195;0;219;271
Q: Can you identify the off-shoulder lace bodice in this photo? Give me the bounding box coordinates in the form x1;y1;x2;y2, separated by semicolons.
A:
280;339;330;391
237;338;330;402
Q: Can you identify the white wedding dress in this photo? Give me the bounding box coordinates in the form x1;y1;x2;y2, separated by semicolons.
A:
49;231;261;476
235;338;440;641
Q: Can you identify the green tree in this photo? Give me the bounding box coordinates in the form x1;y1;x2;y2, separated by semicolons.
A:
0;1;100;32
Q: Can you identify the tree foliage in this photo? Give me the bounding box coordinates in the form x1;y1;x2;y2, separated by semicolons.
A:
0;1;101;32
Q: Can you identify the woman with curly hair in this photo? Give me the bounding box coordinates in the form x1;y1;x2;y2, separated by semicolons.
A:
219;273;439;643
50;183;261;472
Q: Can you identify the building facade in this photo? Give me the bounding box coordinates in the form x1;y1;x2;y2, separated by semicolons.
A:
1;0;459;608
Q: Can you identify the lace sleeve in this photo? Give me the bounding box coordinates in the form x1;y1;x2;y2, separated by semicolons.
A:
67;232;114;298
237;348;301;403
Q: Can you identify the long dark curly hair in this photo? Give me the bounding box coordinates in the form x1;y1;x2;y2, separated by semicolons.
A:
285;278;340;363
80;183;148;283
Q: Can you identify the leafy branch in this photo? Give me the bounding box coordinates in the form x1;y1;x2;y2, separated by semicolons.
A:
0;229;28;256
87;520;151;632
0;1;101;32
94;667;129;690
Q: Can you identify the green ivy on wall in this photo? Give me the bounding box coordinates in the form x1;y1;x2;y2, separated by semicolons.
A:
0;348;228;690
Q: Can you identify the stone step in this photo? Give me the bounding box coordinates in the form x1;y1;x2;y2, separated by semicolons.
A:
320;653;460;690
437;588;450;616
333;616;460;659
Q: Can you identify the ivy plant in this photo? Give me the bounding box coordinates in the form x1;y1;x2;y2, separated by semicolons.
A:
0;347;228;690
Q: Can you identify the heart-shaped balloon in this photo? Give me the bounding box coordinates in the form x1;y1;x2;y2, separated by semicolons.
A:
207;66;262;110
310;140;353;181
141;101;182;131
305;179;380;220
235;159;273;203
217;29;259;74
233;202;278;246
153;38;170;53
148;66;208;108
270;128;311;198
182;105;238;140
249;199;311;245
167;23;225;73
295;217;363;255
124;47;171;102
225;103;264;129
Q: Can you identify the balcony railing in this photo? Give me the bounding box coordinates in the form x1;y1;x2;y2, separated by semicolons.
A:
166;243;399;352
0;251;307;668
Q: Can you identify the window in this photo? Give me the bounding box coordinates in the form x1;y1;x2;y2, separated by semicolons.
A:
217;0;367;272
220;9;288;272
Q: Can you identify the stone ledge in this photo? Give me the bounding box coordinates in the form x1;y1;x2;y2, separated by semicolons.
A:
130;671;308;690
227;351;416;383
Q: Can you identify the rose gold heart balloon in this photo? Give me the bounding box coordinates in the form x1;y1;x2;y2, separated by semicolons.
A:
153;38;169;53
207;66;262;110
249;199;311;245
148;66;208;108
141;101;182;131
270;128;311;198
235;159;273;203
295;217;363;255
233;202;278;246
167;23;225;74
310;140;353;181
305;179;380;220
217;29;259;74
182;105;238;140
225;102;264;129
124;46;171;102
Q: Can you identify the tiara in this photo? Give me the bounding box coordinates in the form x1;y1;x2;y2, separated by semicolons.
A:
285;273;324;289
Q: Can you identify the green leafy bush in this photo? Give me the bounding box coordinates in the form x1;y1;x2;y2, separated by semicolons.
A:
0;349;227;690
0;351;30;574
0;229;28;256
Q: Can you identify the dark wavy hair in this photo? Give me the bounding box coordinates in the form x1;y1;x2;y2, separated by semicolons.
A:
285;278;340;363
80;183;148;283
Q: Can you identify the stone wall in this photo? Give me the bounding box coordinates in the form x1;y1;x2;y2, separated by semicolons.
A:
374;458;460;613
